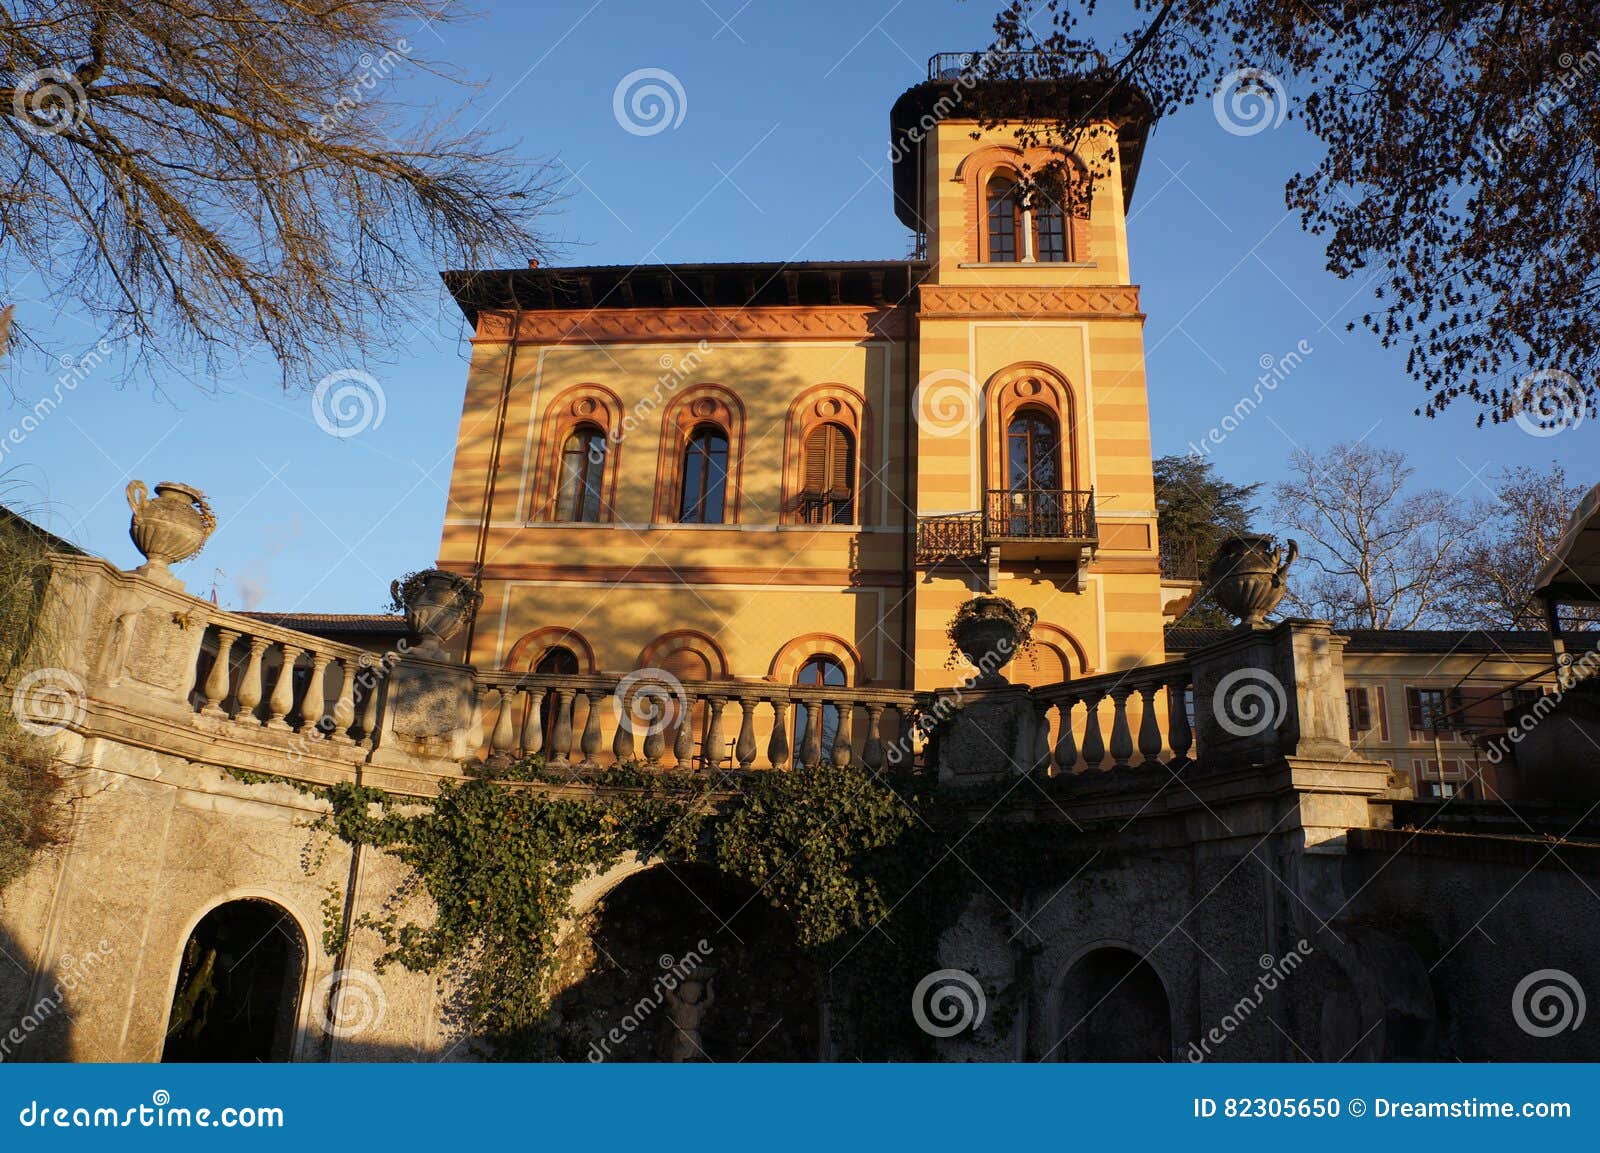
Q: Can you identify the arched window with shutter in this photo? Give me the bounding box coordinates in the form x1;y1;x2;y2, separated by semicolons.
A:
678;424;730;524
799;422;855;524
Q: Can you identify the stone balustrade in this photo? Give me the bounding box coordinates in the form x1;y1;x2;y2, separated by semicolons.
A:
471;670;920;773
1031;658;1195;773
188;615;388;748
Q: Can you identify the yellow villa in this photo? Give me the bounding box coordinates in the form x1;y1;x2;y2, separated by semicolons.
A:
435;61;1162;723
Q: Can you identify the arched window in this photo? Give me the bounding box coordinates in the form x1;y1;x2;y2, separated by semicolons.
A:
163;899;305;1062
985;177;1022;263
557;424;607;523
794;654;847;762
799;422;855;524
678;424;730;524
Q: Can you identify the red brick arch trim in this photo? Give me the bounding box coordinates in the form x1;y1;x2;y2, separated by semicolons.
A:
530;383;627;522
504;626;599;674
781;383;873;525
955;145;1091;263
768;633;864;686
650;384;747;524
983;362;1082;494
636;629;731;679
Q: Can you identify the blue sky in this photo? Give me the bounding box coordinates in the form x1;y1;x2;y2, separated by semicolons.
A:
2;0;1587;613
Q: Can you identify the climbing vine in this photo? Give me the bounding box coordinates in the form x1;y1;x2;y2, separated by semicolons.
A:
250;753;1083;1060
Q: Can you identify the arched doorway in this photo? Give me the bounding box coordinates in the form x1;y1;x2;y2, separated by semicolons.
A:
162;898;306;1062
548;866;817;1062
535;644;580;741
1054;947;1171;1061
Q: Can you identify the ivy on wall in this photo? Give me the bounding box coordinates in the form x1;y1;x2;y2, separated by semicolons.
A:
246;755;1077;1059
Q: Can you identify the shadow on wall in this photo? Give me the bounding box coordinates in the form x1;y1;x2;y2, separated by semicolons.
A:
0;921;87;1062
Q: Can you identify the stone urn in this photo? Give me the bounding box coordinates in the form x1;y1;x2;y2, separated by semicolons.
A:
126;480;216;585
949;594;1037;688
1207;534;1297;628
391;569;482;659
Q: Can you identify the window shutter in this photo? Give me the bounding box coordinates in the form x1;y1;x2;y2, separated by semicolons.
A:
1447;688;1466;732
803;426;829;493
1406;688;1424;731
1346;687;1371;736
826;425;854;497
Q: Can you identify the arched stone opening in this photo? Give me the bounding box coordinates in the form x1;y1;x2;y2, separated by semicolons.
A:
161;897;306;1063
547;865;818;1062
1052;946;1172;1061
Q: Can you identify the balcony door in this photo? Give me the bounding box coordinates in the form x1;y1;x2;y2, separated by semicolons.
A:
1003;407;1063;536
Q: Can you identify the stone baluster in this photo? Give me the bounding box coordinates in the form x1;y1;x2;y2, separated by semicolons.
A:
328;657;358;743
1137;684;1165;765
305;651;334;735
550;688;575;766
235;636;271;725
1081;691;1107;770
579;690;603;769
703;696;727;771
642;699;666;766
358;665;384;748
266;645;302;731
467;686;487;753
200;628;239;717
521;688;545;757
885;705;911;771
861;704;886;772
798;699;822;769
612;688;635;765
831;699;853;767
490;687;517;763
767;699;791;770
1108;687;1134;768
1167;676;1193;766
1053;697;1077;773
735;698;758;770
1032;699;1053;774
672;704;694;768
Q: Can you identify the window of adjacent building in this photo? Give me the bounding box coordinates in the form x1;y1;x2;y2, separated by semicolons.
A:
799;422;855;524
1346;686;1373;739
1407;687;1464;738
985;177;1021;263
794;654;847;761
557;424;607;522
678;424;730;524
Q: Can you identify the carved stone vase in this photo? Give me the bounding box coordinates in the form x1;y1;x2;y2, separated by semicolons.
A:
126;480;216;585
392;569;482;659
949;594;1037;688
1207;534;1298;628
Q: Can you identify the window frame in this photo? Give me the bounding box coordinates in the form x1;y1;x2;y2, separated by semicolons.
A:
677;422;731;524
556;423;609;523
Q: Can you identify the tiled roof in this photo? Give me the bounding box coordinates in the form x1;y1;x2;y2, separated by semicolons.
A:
237;612;408;636
1164;627;1587;655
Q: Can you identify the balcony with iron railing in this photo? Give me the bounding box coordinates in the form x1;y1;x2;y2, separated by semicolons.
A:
916;488;1097;565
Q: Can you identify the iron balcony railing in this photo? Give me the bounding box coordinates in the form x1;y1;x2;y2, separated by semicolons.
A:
926;51;1062;82
916;488;1097;563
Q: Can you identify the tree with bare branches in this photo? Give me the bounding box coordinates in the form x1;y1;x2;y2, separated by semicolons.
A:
0;0;556;388
1270;442;1477;630
980;1;1600;429
1452;462;1593;628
